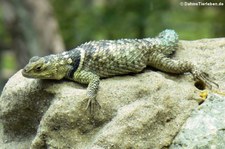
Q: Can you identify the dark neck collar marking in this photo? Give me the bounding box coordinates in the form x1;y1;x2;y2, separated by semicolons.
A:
68;57;80;79
68;50;81;79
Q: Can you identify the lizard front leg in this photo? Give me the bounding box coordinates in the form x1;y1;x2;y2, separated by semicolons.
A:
73;70;100;113
148;53;218;89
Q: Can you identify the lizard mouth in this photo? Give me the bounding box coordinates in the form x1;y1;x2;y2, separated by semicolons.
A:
22;69;53;79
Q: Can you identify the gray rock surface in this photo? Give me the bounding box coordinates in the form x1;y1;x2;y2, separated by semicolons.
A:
0;38;225;149
170;94;225;149
0;70;198;149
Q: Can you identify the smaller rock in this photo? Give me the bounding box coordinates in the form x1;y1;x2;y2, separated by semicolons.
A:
170;94;225;149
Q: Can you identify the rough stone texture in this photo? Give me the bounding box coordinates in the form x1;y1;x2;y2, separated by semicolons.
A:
170;94;225;149
0;70;198;149
0;38;225;149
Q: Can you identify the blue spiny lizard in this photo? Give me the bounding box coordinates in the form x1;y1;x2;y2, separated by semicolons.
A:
22;29;218;112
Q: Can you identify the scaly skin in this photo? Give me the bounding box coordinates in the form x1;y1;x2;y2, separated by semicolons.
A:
22;29;217;112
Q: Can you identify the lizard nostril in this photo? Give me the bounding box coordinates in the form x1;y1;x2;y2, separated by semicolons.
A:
23;67;29;74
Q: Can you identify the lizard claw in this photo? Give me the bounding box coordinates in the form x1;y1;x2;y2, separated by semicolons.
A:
192;69;219;89
85;97;101;114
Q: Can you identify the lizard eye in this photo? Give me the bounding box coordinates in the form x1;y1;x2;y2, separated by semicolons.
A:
36;66;42;71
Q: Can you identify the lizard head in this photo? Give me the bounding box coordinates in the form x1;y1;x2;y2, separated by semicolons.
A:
22;55;71;80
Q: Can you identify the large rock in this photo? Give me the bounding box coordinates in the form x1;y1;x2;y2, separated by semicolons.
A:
0;38;225;149
0;70;198;149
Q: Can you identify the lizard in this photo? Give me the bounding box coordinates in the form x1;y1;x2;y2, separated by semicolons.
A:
22;29;218;113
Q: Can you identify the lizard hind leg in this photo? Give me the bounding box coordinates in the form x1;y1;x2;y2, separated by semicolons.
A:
148;53;218;89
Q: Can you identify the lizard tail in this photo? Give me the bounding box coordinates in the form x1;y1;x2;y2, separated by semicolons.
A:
157;29;179;56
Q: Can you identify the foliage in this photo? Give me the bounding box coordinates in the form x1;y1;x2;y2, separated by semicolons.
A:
50;0;170;48
0;6;11;50
50;0;225;48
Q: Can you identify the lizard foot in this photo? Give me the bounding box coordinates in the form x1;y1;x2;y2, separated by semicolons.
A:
192;69;219;89
85;97;101;114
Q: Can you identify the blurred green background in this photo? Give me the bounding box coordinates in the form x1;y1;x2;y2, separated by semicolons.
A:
0;0;225;93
